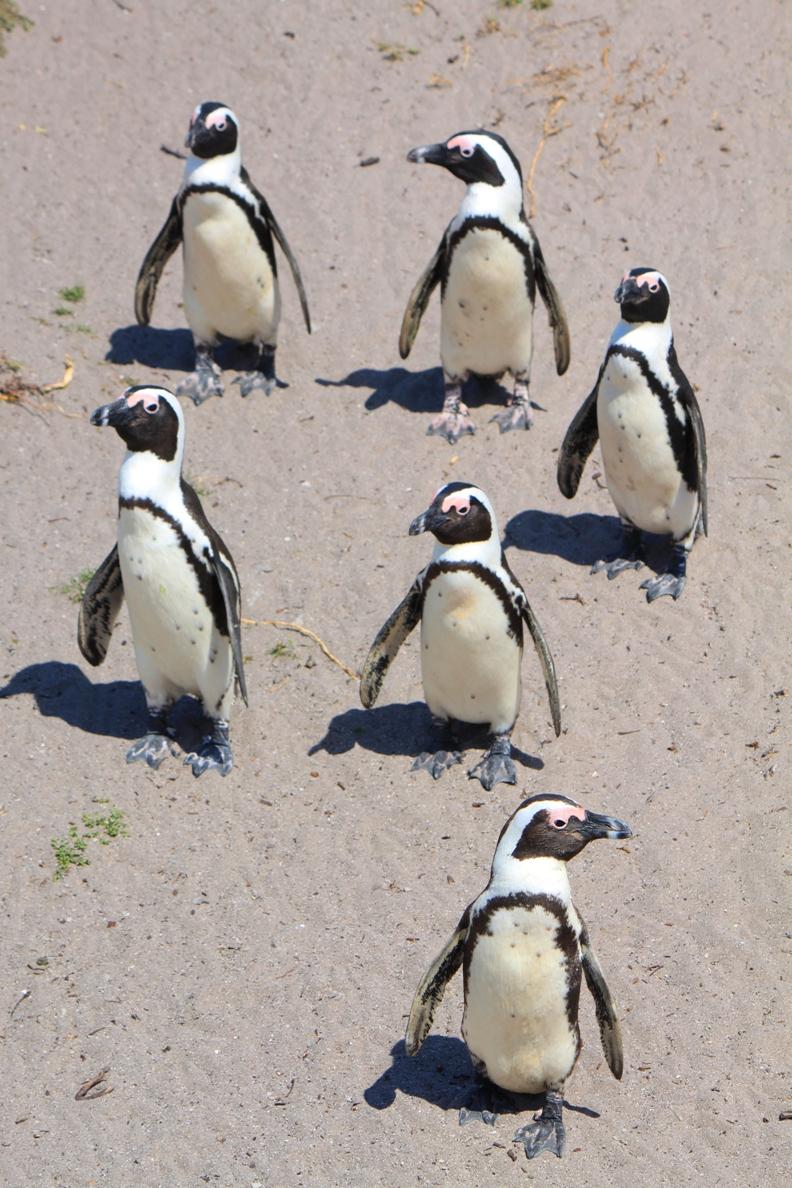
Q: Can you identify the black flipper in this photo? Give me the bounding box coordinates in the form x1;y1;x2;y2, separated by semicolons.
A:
241;166;311;334
557;363;604;499
180;481;248;707
521;600;561;737
580;919;624;1080
78;545;124;667
668;342;708;536
405;906;471;1056
399;236;446;360
134;198;183;326
359;578;423;708
533;238;571;376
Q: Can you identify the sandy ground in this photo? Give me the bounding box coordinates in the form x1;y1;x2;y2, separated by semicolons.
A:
0;1;790;1185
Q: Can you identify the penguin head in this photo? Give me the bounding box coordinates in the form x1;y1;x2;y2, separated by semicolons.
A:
409;482;497;548
186;101;239;159
90;386;184;462
491;793;632;879
407;130;523;197
614;267;670;324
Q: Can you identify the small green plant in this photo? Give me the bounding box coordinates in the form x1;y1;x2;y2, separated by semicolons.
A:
531;0;552;9
52;802;129;880
74;324;93;335
52;306;74;317
0;2;33;57
58;284;85;304
375;40;419;61
54;567;96;604
270;640;296;661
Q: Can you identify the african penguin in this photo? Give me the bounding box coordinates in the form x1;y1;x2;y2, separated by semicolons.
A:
557;267;707;601
406;792;631;1159
135;101;311;404
399;130;570;443
78;385;248;777
359;482;561;791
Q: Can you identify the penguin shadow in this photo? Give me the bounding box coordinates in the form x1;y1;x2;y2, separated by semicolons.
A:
365;1038;600;1122
309;701;542;772
0;660;205;753
315;367;534;417
505;509;670;576
106;328;287;387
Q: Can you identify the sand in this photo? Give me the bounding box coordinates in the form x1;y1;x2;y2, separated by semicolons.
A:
0;1;790;1185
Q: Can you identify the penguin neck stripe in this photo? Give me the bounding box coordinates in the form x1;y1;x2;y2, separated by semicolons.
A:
443;217;535;302
423;560;522;642
182;183;276;272
118;494;229;640
608;342;696;492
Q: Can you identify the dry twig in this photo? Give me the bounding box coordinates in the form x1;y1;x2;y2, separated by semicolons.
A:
242;617;359;680
75;1067;113;1101
525;96;569;218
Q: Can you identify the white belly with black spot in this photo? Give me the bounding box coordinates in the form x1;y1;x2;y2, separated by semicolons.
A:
119;508;233;706
441;228;534;379
598;354;698;537
182;191;279;344
421;568;521;733
463;904;580;1094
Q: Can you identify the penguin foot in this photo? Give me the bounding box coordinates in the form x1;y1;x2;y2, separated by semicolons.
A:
427;406;475;444
640;571;686;602
184;719;233;778
467;735;516;791
459;1081;511;1127
177;366;224;406
591;556;643;580
490;403;533;433
233;371;277;398
126;732;175;770
513;1091;565;1160
411;749;463;780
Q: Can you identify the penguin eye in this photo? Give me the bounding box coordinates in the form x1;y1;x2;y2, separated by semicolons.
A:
216;119;227;132
552;818;567;829
144;401;159;414
648;282;659;293
459;145;474;159
458;506;469;516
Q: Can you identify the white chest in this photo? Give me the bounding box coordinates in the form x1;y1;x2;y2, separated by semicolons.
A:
463;903;581;1093
420;567;521;731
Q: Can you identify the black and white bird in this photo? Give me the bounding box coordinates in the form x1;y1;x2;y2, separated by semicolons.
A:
135;101;311;404
359;482;560;790
558;267;707;601
406;793;631;1160
399;130;570;443
78;385;248;777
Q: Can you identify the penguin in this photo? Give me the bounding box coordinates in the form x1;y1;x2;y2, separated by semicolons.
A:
399;129;570;443
78;385;248;777
359;482;561;791
135;101;311;404
557;267;707;601
406;792;631;1159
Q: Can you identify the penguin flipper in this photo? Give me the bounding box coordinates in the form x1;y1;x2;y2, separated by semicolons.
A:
359;579;423;708
533;240;571;376
668;343;708;536
78;545;125;667
399;237;445;360
580;921;624;1080
520;601;562;737
181;480;249;708
241;167;312;334
557;367;603;499
405;907;470;1056
134;198;182;326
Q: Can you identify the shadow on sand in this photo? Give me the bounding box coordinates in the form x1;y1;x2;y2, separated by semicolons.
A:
316;367;524;418
505;508;669;577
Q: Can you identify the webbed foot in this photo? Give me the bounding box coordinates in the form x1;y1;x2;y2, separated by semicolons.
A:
467;734;516;791
459;1081;511;1128
126;732;174;770
513;1090;565;1160
427;381;475;443
233;344;278;397
640;571;686;601
490;380;534;433
184;719;233;778
591;523;643;580
176;346;224;405
411;749;463;780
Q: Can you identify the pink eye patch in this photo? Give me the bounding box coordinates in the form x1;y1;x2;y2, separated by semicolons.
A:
126;389;160;413
447;135;474;153
633;270;662;292
548;804;586;826
441;493;471;515
205;109;228;131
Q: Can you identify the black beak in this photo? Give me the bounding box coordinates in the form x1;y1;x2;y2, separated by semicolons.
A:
409;505;446;536
407;142;447;167
90;397;130;428
575;810;632;841
614;277;642;305
185;120;201;150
